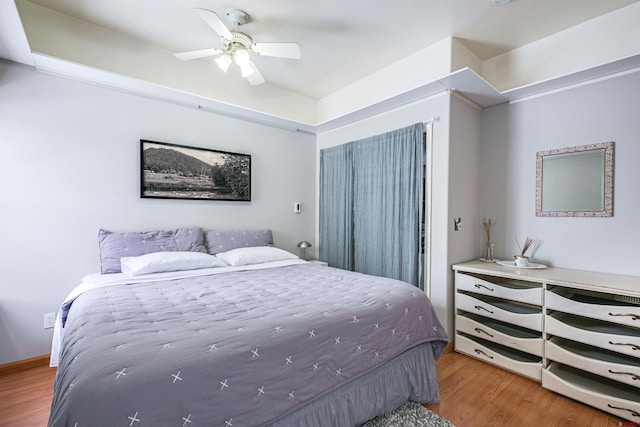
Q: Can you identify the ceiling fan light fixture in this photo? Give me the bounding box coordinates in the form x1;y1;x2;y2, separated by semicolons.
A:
234;50;255;77
233;49;251;66
215;54;232;72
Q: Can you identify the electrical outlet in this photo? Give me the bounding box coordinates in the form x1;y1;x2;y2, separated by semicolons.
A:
43;312;56;329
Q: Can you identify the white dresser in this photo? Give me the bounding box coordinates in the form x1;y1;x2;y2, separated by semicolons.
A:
452;261;640;421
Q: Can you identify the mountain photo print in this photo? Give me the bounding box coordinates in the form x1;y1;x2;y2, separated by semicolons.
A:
140;140;251;201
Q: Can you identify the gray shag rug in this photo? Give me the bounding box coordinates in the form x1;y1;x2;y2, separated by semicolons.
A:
363;401;456;427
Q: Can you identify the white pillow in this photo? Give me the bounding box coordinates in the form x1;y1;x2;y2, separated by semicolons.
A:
216;246;298;266
120;251;227;275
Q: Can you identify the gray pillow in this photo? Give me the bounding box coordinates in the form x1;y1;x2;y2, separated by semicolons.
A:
204;229;273;255
99;227;207;274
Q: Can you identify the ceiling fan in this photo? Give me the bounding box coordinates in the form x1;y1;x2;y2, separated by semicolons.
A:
174;8;301;85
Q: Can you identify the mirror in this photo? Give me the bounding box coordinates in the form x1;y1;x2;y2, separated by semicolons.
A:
536;142;614;217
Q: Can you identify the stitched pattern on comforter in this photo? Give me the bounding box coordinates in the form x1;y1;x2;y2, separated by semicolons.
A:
49;264;448;427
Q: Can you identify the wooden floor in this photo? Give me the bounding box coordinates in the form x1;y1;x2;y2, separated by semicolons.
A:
0;350;622;427
425;349;621;427
0;363;56;427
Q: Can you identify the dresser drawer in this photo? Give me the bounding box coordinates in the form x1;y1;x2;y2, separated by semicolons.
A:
546;337;640;388
546;313;640;359
453;260;640;418
456;292;543;332
543;362;640;422
456;313;543;356
456;272;543;305
546;288;640;328
455;333;541;381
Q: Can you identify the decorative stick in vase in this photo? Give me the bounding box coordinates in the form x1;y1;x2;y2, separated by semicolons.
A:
514;237;535;267
482;218;496;261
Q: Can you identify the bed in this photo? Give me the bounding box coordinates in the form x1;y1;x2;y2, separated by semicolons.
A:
48;228;448;427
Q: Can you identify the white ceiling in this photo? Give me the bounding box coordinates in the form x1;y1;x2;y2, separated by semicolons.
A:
3;0;639;101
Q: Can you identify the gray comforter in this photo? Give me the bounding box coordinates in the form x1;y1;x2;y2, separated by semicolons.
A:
49;263;448;426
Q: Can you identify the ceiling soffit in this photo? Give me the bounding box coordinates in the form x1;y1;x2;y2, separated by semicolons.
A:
8;1;640;133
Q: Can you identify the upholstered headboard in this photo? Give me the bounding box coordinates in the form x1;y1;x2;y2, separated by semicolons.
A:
204;229;273;255
98;227;274;273
98;227;207;274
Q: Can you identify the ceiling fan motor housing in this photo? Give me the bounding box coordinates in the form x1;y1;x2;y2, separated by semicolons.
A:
230;30;253;48
226;9;250;27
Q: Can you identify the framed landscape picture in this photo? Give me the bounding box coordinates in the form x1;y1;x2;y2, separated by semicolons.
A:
140;140;251;201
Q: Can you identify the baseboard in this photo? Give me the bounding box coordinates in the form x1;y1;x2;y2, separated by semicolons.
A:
0;354;50;376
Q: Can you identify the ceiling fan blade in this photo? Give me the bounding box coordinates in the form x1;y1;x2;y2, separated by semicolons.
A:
246;61;265;85
194;8;233;40
252;42;301;59
174;48;224;61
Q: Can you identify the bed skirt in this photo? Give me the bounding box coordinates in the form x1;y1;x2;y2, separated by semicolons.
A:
271;342;442;427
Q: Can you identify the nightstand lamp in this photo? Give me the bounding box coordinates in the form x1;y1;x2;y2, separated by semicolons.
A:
297;240;312;260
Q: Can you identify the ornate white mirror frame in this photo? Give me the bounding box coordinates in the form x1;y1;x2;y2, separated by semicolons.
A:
536;141;614;217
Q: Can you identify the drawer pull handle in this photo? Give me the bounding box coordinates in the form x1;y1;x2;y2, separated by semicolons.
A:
474;284;494;292
608;369;640;381
474;305;494;314
608;341;640;351
474;327;494;338
608;312;640;321
606;404;640;418
474;349;494;359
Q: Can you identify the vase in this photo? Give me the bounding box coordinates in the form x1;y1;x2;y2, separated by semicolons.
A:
483;241;494;261
514;255;529;267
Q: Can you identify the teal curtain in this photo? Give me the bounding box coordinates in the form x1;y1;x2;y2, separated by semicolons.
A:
319;123;424;288
319;143;353;270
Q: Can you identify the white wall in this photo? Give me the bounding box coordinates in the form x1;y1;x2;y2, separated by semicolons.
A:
0;59;316;364
447;95;482;332
480;70;640;276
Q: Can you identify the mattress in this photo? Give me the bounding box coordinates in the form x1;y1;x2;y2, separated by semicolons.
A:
48;260;448;426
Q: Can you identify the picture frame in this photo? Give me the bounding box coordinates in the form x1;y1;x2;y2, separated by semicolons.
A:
535;141;613;217
140;140;251;201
